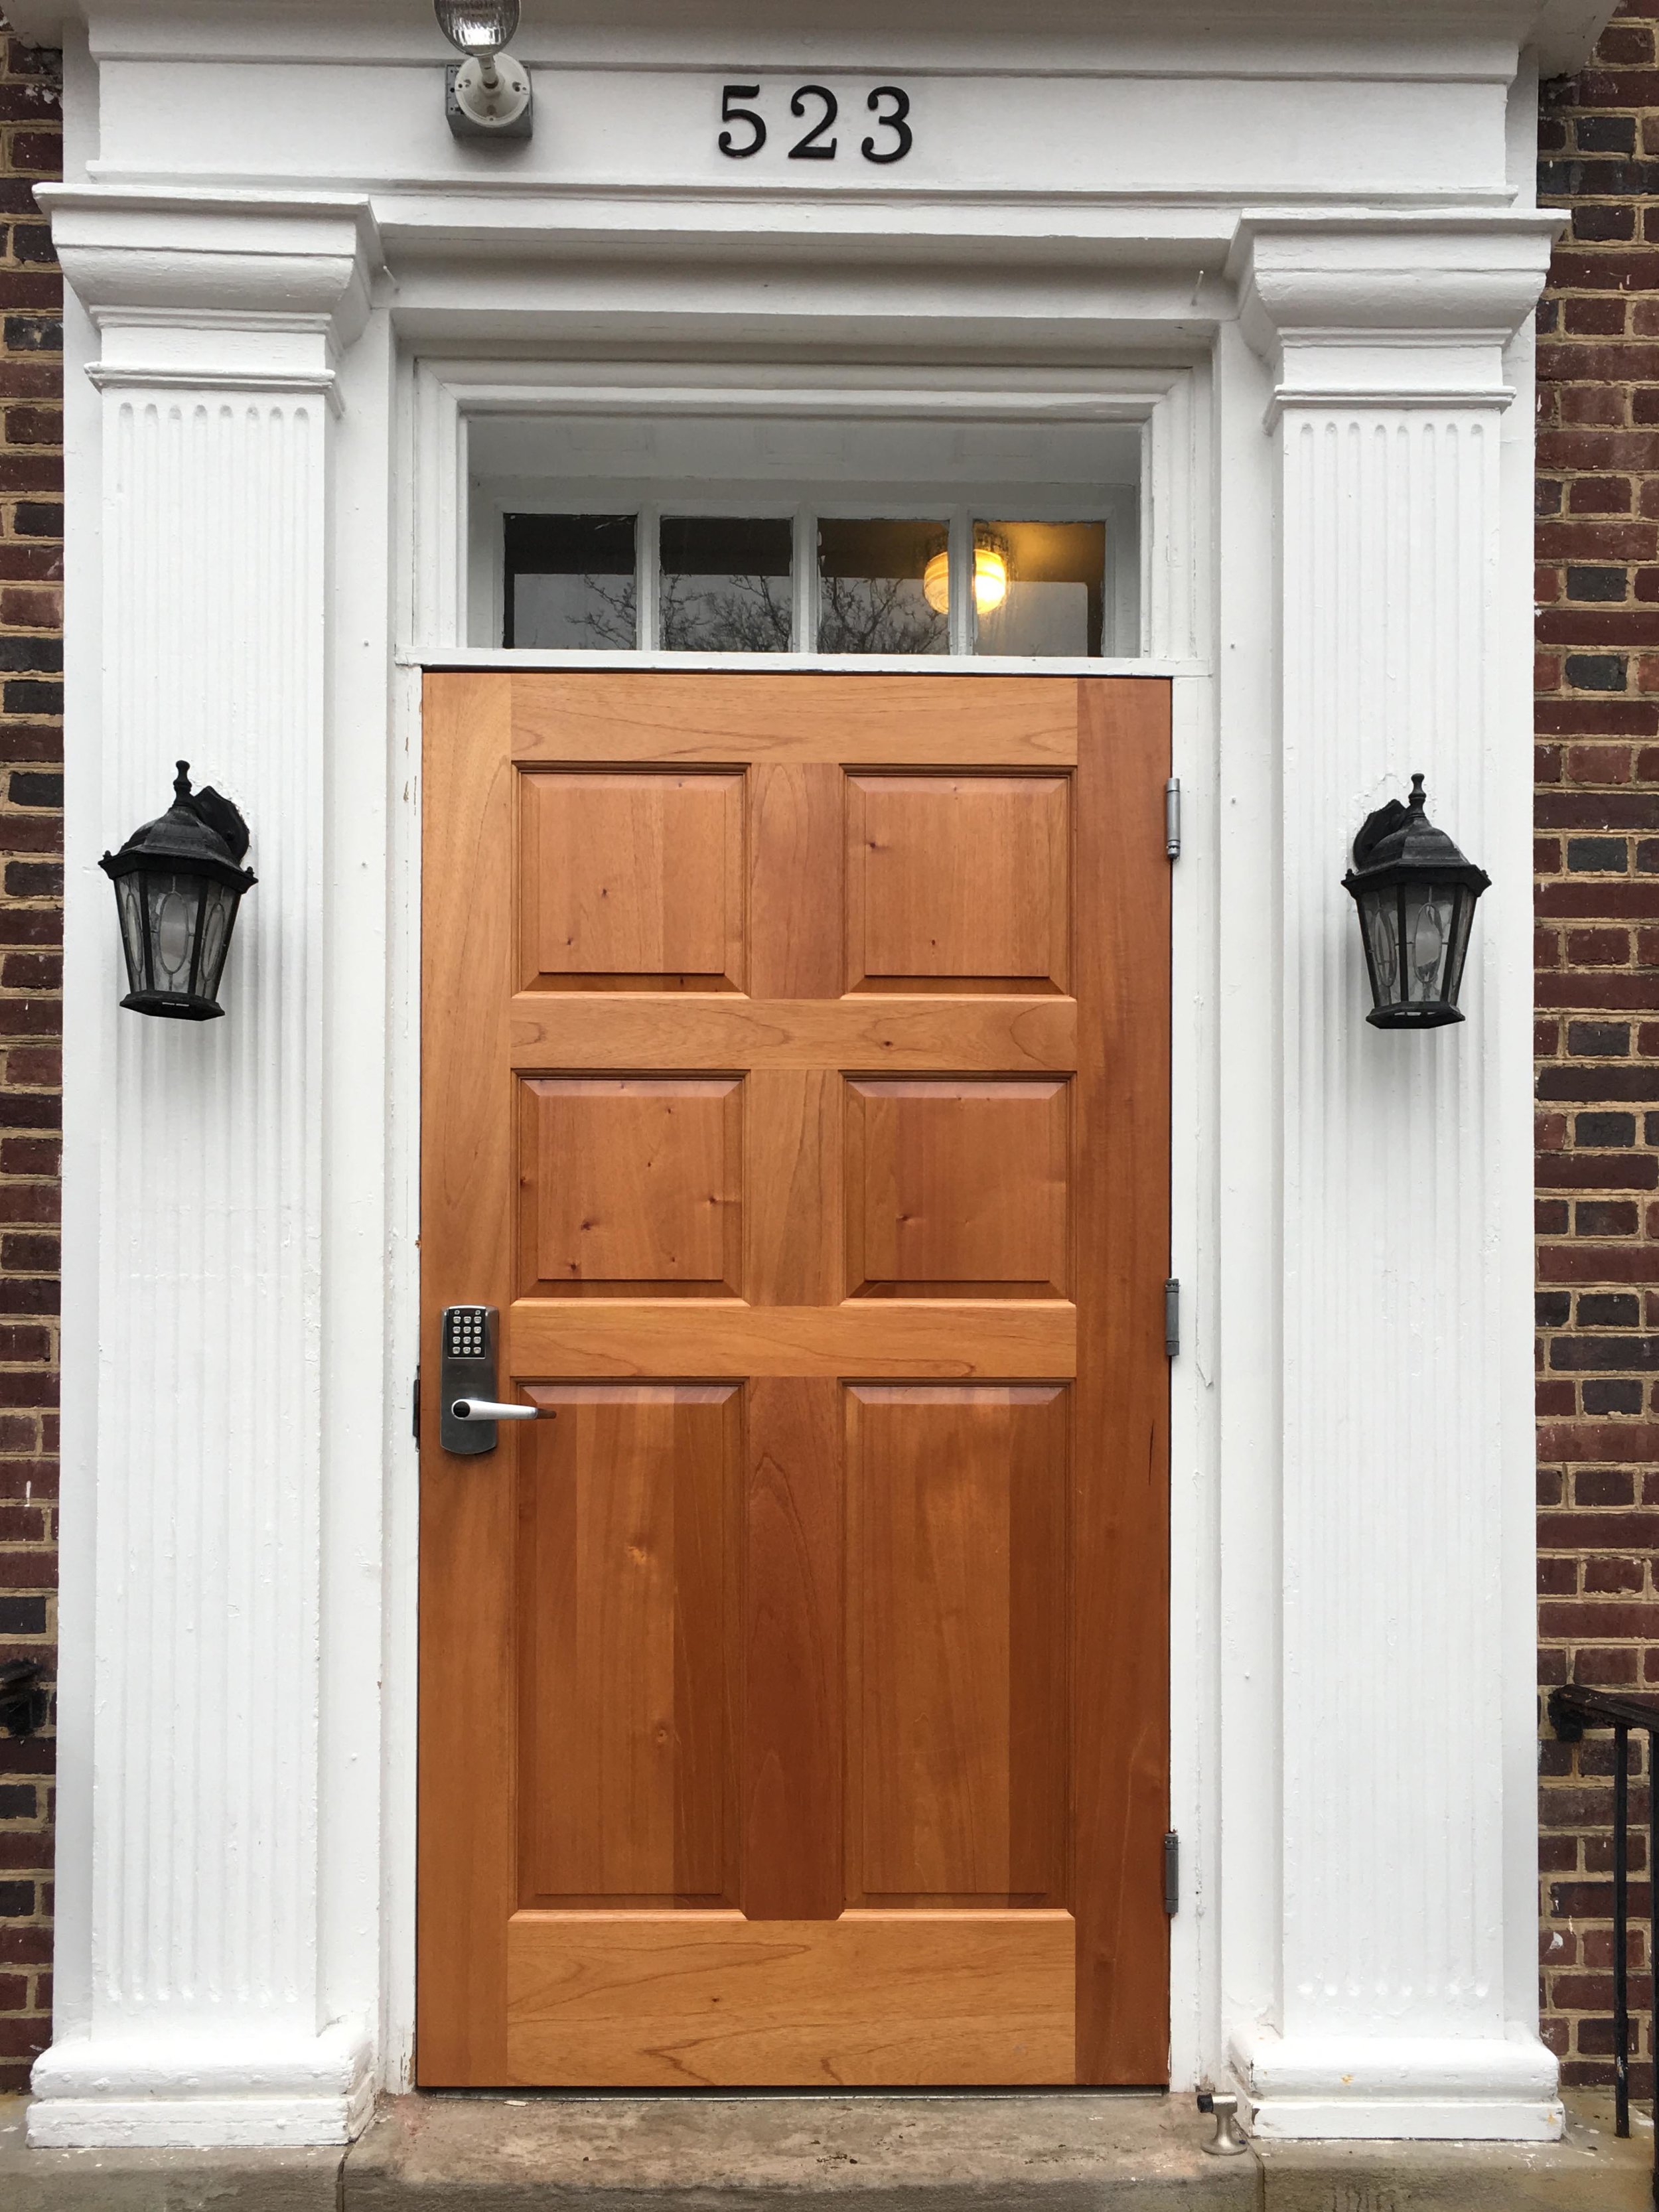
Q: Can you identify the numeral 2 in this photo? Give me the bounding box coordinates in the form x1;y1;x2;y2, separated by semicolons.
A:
788;84;837;161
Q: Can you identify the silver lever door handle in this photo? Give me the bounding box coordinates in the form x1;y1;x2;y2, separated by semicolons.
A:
449;1398;553;1423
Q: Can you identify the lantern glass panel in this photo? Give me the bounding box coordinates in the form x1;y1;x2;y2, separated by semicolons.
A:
114;873;145;997
145;871;203;995
1402;881;1457;1006
194;879;238;1001
1444;885;1477;1007
1361;886;1401;1007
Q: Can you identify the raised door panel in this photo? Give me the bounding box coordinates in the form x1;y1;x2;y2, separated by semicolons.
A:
519;1385;741;1906
518;769;745;991
506;1909;1076;2087
518;1077;743;1297
847;1385;1069;1907
845;1077;1069;1298
845;773;1070;992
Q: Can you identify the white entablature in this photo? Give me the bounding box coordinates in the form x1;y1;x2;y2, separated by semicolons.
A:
11;0;1614;2156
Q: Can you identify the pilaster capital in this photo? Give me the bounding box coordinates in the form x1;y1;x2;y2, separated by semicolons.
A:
1230;211;1562;411
38;185;383;400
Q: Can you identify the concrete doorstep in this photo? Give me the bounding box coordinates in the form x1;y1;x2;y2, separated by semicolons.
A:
1;2089;1652;2211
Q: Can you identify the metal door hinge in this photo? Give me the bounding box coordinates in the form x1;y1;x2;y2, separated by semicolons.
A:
1163;1830;1179;1915
1165;777;1181;859
412;1367;420;1445
1165;1278;1180;1359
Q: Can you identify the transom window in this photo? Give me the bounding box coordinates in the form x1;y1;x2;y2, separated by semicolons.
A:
470;413;1143;661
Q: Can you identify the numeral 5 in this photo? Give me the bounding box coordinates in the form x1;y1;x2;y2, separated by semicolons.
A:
719;84;765;159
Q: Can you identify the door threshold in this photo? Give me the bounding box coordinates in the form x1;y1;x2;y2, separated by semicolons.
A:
352;2089;1245;2207
421;2084;1169;2101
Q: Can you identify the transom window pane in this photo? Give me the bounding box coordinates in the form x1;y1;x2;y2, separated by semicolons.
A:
496;502;1135;657
817;519;949;656
660;516;793;652
972;522;1106;657
506;512;636;648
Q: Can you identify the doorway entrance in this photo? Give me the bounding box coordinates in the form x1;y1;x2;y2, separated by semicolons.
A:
417;672;1171;2086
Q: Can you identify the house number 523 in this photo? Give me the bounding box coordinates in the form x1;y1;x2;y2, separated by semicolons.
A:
718;84;914;166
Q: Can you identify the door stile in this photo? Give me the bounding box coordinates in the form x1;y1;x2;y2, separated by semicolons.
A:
1073;678;1173;2082
417;672;520;2082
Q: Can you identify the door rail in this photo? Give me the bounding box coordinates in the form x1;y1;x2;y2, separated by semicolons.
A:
1548;1680;1659;2205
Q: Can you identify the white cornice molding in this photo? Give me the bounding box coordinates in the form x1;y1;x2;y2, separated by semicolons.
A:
1532;1;1620;76
36;186;383;374
0;0;1619;77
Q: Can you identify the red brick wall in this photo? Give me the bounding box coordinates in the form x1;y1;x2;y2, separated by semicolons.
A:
1538;2;1659;2100
0;17;59;2100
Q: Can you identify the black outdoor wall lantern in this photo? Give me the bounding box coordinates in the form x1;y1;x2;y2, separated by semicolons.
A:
1343;773;1490;1030
99;762;257;1022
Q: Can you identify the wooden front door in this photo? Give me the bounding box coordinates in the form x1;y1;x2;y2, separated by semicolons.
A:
417;672;1171;2088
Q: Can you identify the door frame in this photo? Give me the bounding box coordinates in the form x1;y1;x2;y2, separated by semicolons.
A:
387;352;1220;2097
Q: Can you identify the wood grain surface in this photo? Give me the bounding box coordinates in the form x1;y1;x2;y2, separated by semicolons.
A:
509;994;1076;1071
506;1909;1076;2085
510;1299;1077;1378
419;672;1169;2090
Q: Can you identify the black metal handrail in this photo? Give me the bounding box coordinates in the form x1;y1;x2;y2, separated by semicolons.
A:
1549;1681;1659;2206
0;1657;42;1738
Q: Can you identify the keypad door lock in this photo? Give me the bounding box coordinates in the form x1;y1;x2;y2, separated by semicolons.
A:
437;1305;551;1455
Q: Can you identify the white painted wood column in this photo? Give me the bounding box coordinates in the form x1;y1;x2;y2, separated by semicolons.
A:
1226;216;1561;2140
27;189;380;2148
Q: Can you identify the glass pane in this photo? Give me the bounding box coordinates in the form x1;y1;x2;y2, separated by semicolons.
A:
973;522;1105;657
114;875;145;995
1362;888;1402;1007
1445;885;1477;1007
818;519;948;656
660;516;793;652
505;513;636;648
143;873;203;995
196;881;237;1002
1403;883;1456;1004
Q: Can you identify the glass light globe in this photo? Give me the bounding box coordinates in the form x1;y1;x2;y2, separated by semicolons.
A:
435;1;520;58
973;544;1009;613
922;544;1010;617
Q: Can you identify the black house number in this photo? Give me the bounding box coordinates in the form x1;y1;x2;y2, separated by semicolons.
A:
718;83;913;166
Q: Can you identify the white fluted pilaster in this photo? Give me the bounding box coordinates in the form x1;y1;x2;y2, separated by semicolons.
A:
1229;216;1561;2138
29;190;380;2148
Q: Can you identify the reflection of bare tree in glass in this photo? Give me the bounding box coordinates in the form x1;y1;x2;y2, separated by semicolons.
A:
819;574;947;655
576;575;639;647
660;573;792;652
561;568;946;654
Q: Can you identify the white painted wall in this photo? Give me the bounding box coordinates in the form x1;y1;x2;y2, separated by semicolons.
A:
7;0;1610;2150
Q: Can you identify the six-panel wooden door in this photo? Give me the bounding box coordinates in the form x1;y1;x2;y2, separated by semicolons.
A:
417;672;1171;2087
